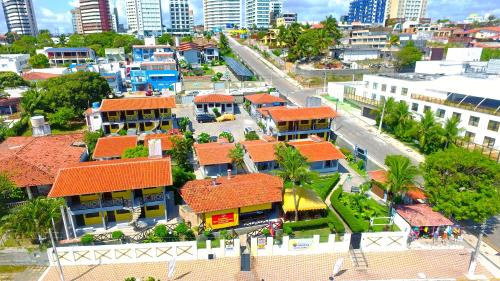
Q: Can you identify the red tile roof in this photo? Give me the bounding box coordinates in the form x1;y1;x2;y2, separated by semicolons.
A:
49;157;172;197
290;140;345;162
93;136;138;159
463;26;500;34
180;173;283;213
178;42;201;52
245;94;285;105
144;133;181;151
368;170;388;184
241;140;279;163
193;94;234;103
396;204;453;227
0;134;85;188
22;72;61;81
267;106;337;122
407;186;427;201
258;106;286;117
99;97;176;112
194;142;235;165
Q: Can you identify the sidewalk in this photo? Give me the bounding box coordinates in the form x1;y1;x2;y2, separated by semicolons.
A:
462;231;500;277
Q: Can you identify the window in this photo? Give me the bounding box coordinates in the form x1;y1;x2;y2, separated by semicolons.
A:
452;112;461;121
372;82;378;90
381;84;387;91
483;136;495;148
436;108;445;118
226;103;232;107
380;95;386;102
464;131;475;141
324;160;333;168
401;87;408;96
424;105;431;112
487;120;499;132
146;205;160;211
390;86;397;94
85;212;99;218
371;93;376;100
300;120;309;125
468;116;480;127
116;209;130;214
278;122;286;126
411;103;419;111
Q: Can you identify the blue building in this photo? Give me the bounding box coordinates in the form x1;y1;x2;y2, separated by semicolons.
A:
348;0;387;24
67;63;125;94
132;45;176;63
130;70;179;92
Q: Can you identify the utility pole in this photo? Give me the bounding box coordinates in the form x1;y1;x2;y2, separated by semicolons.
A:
48;229;65;281
378;100;386;134
468;223;485;276
323;71;327;94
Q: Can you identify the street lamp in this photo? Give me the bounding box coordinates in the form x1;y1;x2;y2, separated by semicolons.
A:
378;100;386;134
468;223;486;276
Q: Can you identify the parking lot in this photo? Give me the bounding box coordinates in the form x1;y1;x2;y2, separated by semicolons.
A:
174;104;261;141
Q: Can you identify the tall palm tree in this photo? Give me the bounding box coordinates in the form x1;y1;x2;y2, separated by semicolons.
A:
384;155;418;212
228;143;245;175
417;110;438;151
274;144;316;221
442;116;462;149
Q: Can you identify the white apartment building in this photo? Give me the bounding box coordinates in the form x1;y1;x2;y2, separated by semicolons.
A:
203;0;242;31
170;0;191;36
246;0;280;29
0;54;29;73
71;8;83;34
126;0;163;37
1;0;38;36
328;72;500;150
385;0;428;20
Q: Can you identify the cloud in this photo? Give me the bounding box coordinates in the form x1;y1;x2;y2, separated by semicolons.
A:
68;0;79;8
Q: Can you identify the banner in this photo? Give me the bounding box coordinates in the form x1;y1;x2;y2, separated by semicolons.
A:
288;238;313;251
211;212;235;226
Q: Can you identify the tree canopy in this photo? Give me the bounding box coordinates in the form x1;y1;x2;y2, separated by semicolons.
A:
394;41;422;71
0;72;27;88
157;33;174;46
122;145;149;159
28;54;50;68
384;155;418;200
66;32;144;56
422;148;500;223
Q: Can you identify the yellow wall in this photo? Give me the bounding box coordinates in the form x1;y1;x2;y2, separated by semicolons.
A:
80;194;98;202
205;208;239;230
114;210;131;222
143;186;163;195
145;204;165;218
112;190;131;199
240;203;272;213
84;211;105;225
160;120;171;130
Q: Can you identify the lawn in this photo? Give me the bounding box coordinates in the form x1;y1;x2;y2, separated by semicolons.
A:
22;122;86;136
197;239;221;249
293;227;332;243
284;173;341;201
0;265;27;274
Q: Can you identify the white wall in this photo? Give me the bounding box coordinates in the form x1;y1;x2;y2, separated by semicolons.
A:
446;48;482;62
0;54;29;73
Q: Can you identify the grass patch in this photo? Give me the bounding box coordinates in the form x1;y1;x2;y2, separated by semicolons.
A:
0;265;27;274
22;122;86;136
284;174;341;201
293;227;332;243
197;239;220;249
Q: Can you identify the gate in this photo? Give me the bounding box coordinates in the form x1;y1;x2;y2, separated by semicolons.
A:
350;233;362;249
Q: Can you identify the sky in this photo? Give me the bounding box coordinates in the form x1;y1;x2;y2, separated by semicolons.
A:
0;0;498;35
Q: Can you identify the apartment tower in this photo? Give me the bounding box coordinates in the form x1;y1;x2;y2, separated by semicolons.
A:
170;0;191;36
385;0;428;20
1;0;38;36
71;8;83;34
203;0;242;31
79;0;112;34
126;0;163;37
348;0;387;24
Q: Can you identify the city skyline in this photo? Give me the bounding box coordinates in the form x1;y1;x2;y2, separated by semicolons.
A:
0;0;498;34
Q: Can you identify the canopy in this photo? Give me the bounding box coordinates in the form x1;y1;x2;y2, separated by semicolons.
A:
283;187;327;213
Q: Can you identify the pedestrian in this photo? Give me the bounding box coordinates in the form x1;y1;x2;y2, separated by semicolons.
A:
442;231;448;245
433;228;439;244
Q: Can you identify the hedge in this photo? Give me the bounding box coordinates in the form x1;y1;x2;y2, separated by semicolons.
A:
310;173;341;201
327;209;345;234
283;218;330;232
330;188;368;232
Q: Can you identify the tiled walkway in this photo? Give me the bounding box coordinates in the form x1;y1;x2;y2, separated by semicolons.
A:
41;249;493;281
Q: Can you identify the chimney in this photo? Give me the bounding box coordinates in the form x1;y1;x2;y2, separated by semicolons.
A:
227;169;232;179
211;176;217;186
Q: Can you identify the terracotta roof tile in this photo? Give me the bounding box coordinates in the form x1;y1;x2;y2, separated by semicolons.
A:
289;140;345;162
0;134;85;187
180;173;283;213
100;97;176;112
22;72;61;81
368;170;388;184
258;106;286;117
396;204;453;227
193;94;234;103
49;157;172;197
144;133;181;151
93;136;138;159
178;42;201;52
245;94;285;105
407;186;427;201
241;140;279;162
267;106;337;122
194;142;235;165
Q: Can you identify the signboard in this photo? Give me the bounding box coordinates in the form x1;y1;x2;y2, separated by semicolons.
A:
288;238;313;251
225;239;234;250
211;212;235;226
257;237;267;249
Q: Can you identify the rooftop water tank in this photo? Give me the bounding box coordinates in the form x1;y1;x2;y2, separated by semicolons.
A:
92;102;100;109
30;116;45;128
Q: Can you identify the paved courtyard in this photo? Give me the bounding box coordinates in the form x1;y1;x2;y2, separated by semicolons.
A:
41;249;493;281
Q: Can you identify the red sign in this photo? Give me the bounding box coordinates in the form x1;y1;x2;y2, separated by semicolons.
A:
211;212;235;225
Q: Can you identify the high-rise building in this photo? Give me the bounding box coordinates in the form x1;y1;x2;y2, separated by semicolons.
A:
1;0;38;36
246;0;271;29
170;0;191;36
71;8;83;34
385;0;428;20
189;9;194;34
126;0;163;37
79;0;112;34
276;12;297;27
269;0;282;26
203;0;242;31
347;0;387;24
111;7;119;32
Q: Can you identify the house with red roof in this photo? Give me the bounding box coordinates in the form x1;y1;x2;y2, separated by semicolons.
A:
289;136;345;173
244;93;286;117
193;141;237;177
241;139;280;172
193;94;235;115
49;157;174;234
260;106;337;141
179;173;283;230
93;135;138;160
0;134;86;199
368;169;427;204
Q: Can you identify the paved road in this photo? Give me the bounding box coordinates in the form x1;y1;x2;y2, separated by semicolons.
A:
229;37;416;169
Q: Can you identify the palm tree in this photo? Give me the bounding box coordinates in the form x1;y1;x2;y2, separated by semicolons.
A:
274;144;316;221
228;143;245;175
417;110;438;151
442;116;462;149
384;155;418;212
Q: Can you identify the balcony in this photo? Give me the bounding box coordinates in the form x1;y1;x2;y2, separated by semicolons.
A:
107;115;122;122
69;198;131;211
411;94;500;117
143;193;165;204
344;92;381;108
125;114;139;121
142;113;156;121
159;112;171;119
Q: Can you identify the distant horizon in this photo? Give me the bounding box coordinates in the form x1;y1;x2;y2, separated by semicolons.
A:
0;0;498;34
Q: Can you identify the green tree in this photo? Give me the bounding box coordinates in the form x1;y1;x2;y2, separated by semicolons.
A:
11;36;37;54
389;35;400;48
0;173;25;216
178;117;190;132
181;36;193;43
245;131;259;141
122;145;149;159
219;131;234;143
197;132;211;144
480;48;500;61
47;107;77;129
36;30;54;48
84;130;103;157
415;110;443;154
0;72;27;88
171;136;194;171
442;116;462;149
228;143;245;175
321;15;341;45
28;54;50;68
172;166;196;188
158;33;174;45
274;144;316;221
384;155;419;208
394;41;422;71
219;33;231;55
422;148;500;223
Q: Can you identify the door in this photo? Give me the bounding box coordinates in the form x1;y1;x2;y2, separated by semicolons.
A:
103;192;112;201
203;104;208;113
350;233;362;249
75;214;85;227
222;104;226;112
107;211;116;223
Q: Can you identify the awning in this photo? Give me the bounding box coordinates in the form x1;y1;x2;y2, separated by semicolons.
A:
283;187;327;213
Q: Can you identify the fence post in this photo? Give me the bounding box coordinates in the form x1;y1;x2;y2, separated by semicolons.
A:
234;238;241;256
250;237;258;256
220;239;226;258
282;236;290;255
266;237;273;255
313;235;320;251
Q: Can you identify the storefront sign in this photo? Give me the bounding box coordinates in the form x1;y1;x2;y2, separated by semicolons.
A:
257;237;267;249
211;212;235;226
225;239;234;250
288;238;313;251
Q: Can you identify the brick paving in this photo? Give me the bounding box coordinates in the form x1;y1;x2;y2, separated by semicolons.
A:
41;249;492;281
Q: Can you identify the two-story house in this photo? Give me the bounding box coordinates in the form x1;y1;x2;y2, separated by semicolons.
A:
93;135;138;160
84;97;177;135
193;141;236;177
288;137;345;173
260;106;337;141
241;139;279;173
244;93;286;117
193;94;235;116
48;157;174;236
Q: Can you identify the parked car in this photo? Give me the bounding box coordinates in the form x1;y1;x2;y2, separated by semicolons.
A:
216;114;236;122
196;114;216;123
244;127;255;135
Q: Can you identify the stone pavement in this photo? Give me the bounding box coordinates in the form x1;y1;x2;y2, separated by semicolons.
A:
41;249;494;281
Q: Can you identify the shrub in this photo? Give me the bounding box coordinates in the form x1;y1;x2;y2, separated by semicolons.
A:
356;160;364;170
212;108;221;117
154;224;168;238
245;131;260;141
327;209;345;234
283;225;293;235
262;228;271;236
184;229;196;241
284;218;330;231
112;230;124;240
340;147;353;162
175;222;189;235
216;72;223;79
309;174;341;200
80;234;94;245
124;278;136;281
330;188;367;232
218;131;234;143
